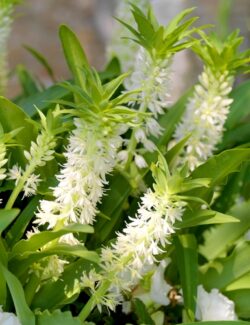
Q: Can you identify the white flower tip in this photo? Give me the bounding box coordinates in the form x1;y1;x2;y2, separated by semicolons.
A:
134;154;148;169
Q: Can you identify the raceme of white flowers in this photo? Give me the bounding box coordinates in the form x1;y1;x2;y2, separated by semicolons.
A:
195;285;237;321
81;171;186;309
0;0;14;94
118;52;172;169
35;117;125;228
126;47;171;116
8;117;56;198
174;66;233;171
0;306;21;325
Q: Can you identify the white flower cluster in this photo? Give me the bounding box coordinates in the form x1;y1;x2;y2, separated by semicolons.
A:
0;2;13;93
81;186;186;309
8;126;56;197
196;285;237;321
107;0;150;73
174;67;234;171
0;306;21;325
0;141;7;181
119;47;171;168
35;117;124;229
126;47;171;116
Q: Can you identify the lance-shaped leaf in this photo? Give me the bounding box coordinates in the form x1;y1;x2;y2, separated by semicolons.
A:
59;25;89;91
175;234;198;322
10;223;94;257
0;262;35;325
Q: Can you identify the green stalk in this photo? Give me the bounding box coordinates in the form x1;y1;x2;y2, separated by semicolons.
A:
5;163;35;209
78;280;111;322
24;273;40;306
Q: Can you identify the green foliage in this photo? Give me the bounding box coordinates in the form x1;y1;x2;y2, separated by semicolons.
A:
36;310;81;325
199;201;250;261
117;5;200;59
0;262;35;325
0;2;249;324
192;30;250;73
132;298;155;325
0;97;37;166
175;234;198;322
0;208;19;233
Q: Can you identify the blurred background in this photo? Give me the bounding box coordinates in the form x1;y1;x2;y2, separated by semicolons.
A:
7;0;250;99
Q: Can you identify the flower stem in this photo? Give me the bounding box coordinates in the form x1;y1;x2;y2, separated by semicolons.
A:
78;280;111;322
5;164;34;209
24;272;40;306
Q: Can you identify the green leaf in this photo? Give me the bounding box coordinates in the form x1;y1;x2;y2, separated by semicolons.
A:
10;244;99;277
16;64;40;97
132;298;155;325
5;196;41;246
175;234;198;322
99;57;121;81
178;320;249;325
0;238;7;305
200;243;250;290
24;45;55;81
199;200;250;260
36;310;81;325
0;97;37;166
10;223;94;257
17;83;71;117
89;173;131;247
227;290;250;318
31;259;94;309
225;80;250;130
165;7;195;35
0;262;35;325
188;148;250;204
225;272;250;291
177;209;239;228
158;89;191;148
103;73;129;100
0;208;19;233
165;134;191;170
59;25;89;91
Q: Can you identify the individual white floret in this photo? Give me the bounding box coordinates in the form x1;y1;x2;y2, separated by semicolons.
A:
7;164;22;185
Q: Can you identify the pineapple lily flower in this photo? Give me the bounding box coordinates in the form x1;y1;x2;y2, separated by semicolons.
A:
79;154;210;319
35;68;142;229
174;31;250;171
116;5;202;169
5;107;63;209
